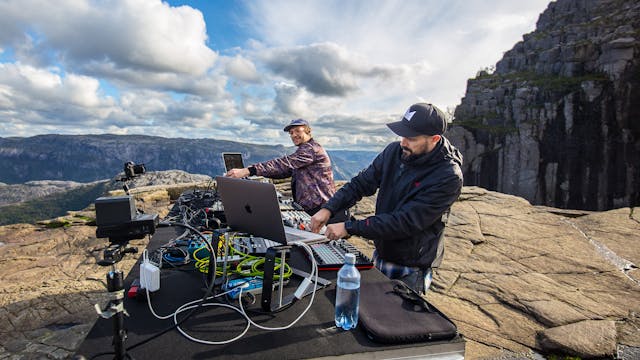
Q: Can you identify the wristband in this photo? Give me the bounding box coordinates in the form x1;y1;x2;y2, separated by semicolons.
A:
344;219;354;235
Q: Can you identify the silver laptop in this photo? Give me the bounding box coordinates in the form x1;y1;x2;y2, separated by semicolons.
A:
221;152;245;173
215;176;326;245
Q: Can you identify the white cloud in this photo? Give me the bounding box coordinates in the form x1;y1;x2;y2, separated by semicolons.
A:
0;62;112;114
85;60;229;97
0;0;552;150
225;55;261;83
273;82;311;116
260;42;425;98
0;0;217;76
262;43;360;96
244;0;550;108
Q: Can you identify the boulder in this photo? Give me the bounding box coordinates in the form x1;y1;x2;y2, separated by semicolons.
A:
538;320;617;358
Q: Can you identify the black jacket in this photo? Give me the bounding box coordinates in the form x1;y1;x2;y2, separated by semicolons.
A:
323;137;463;269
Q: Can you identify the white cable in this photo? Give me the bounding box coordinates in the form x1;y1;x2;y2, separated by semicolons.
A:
238;241;319;331
146;286;175;320
172;295;251;345
145;225;219;320
145;234;320;344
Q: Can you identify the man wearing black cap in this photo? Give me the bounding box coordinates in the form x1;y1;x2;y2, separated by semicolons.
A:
226;119;342;219
310;103;463;294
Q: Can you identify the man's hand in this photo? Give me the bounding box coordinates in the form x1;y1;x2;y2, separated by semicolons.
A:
226;168;250;178
310;208;331;233
324;223;348;240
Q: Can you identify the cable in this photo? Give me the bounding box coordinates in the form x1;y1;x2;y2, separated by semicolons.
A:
146;241;319;346
191;234;292;280
127;218;320;349
238;241;319;331
172;293;251;345
124;221;218;352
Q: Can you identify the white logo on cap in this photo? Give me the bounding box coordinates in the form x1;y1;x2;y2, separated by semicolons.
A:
404;110;416;121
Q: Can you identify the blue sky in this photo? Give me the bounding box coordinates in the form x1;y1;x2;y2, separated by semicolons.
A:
0;0;551;150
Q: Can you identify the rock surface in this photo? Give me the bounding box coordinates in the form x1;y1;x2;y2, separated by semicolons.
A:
0;181;638;359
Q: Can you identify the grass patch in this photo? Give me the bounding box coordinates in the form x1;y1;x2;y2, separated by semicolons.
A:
43;219;72;228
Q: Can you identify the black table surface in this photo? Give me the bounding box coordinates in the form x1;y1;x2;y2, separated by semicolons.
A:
76;226;464;359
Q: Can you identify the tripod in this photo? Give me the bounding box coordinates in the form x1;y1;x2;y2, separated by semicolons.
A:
94;240;138;360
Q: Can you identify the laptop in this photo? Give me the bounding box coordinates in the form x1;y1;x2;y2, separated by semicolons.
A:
221;152;245;173
215;176;326;245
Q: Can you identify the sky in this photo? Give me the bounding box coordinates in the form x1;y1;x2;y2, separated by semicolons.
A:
0;0;552;150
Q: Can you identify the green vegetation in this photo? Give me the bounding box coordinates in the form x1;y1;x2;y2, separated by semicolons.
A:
72;214;94;222
43;219;72;228
0;182;109;226
455;119;518;135
457;70;611;135
471;71;608;93
547;355;582;360
454;111;518;136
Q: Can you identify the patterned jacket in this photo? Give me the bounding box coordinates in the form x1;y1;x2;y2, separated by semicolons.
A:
252;138;336;212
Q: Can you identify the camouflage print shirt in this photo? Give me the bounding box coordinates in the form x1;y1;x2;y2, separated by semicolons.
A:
252;138;336;212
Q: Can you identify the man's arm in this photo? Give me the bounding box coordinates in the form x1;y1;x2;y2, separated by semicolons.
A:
310;145;389;233
347;171;462;240
322;145;389;215
252;142;316;179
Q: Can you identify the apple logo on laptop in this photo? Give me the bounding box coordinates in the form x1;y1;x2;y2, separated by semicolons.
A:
244;204;253;214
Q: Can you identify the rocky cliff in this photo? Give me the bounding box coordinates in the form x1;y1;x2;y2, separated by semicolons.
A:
0;174;638;359
449;0;640;211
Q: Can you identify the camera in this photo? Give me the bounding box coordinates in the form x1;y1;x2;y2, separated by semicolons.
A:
124;161;145;180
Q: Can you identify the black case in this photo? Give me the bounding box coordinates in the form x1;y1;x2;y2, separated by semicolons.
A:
359;279;458;344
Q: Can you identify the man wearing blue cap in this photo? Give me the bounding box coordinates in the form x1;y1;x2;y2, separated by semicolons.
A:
226;119;342;219
310;103;463;294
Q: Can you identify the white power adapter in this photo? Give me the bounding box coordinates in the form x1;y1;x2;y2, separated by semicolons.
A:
294;278;313;300
140;250;160;292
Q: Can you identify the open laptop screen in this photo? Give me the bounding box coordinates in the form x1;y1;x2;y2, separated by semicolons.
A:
221;152;244;173
215;176;325;245
216;176;288;244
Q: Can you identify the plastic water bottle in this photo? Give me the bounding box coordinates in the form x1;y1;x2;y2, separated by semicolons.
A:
335;253;360;330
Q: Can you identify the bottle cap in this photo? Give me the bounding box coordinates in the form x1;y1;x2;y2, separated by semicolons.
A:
345;253;356;265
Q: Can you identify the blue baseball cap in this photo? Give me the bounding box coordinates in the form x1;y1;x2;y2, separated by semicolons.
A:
387;103;447;137
283;118;310;132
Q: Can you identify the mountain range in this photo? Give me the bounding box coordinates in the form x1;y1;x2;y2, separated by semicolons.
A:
0;134;377;184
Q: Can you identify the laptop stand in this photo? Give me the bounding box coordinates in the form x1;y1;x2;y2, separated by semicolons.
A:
261;246;331;312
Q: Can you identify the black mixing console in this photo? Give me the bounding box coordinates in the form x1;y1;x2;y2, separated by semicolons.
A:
310;239;373;271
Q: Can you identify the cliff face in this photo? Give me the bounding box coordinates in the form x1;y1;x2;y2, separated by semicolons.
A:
449;0;640;210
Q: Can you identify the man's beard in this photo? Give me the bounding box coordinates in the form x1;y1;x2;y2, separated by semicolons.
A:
401;146;413;160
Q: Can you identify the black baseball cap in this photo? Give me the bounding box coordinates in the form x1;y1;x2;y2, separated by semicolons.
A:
387;103;447;137
283;118;309;132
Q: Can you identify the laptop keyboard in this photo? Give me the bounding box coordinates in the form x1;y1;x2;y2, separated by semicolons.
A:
285;232;306;241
